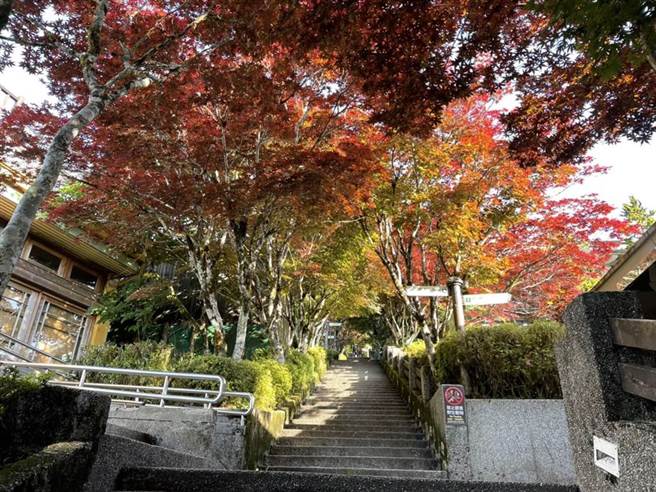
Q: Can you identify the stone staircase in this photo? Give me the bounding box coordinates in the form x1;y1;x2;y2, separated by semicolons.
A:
266;359;444;478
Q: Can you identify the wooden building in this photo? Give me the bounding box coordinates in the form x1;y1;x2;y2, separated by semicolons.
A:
0;194;134;363
594;222;656;293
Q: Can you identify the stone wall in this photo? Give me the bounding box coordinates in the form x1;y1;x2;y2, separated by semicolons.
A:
0;386;110;492
558;292;656;491
382;349;575;485
107;404;287;471
459;399;575;484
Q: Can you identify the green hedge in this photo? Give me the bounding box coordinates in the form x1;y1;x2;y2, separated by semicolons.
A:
434;321;564;399
80;341;173;385
79;342;330;411
307;347;328;381
254;359;292;408
285;350;316;397
174;354;276;411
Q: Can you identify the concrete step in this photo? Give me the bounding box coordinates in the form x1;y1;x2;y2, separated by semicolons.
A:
269;445;433;458
301;402;409;409
266;455;438;470
296;410;413;419
114;468;457;491
292;417;416;426
105;424;157;445
276;436;430;448
286;422;418;432
265;466;446;479
281;428;423;439
303;398;408;406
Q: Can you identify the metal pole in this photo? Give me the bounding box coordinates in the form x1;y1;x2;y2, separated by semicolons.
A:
449;277;466;333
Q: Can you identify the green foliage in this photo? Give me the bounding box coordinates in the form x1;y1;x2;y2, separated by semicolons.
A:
80;341;174;385
403;339;426;359
0;367;50;415
174;354;275;411
622;195;656;246
285;350;316;397
326;349;340;361
78;341;330;411
91;274;193;344
255;359;292;407
434;321;564;399
307;346;328;381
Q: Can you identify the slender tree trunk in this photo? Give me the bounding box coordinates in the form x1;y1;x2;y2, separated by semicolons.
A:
0;0;13;31
232;304;249;360
231;229;251;360
0;96;104;294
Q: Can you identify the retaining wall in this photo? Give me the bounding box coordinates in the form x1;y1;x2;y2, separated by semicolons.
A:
446;398;576;484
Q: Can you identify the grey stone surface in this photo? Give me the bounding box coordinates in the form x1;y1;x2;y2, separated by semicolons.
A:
558;292;656;491
267;361;440;478
84;433;213;492
0;386;109;464
116;467;579;491
0;441;93;492
107;405;245;469
466;399;575;484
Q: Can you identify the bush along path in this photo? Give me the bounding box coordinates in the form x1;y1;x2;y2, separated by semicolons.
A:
266;359;445;478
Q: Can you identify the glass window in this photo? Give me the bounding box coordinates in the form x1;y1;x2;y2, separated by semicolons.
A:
31;301;87;363
28;244;61;272
0;285;31;339
70;265;98;290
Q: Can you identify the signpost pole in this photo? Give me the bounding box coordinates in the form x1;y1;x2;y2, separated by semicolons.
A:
448;277;466;333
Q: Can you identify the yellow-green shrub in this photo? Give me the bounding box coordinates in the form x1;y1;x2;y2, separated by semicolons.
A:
255;359;292;407
285;350;316;397
307;346;328;382
174;354;276;411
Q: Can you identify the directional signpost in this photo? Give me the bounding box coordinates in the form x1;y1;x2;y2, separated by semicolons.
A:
403;279;511;332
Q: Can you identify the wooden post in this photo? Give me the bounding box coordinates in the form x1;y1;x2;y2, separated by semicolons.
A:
419;365;432;402
408;358;416;393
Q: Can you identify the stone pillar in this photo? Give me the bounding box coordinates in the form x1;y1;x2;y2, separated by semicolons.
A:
558;291;656;491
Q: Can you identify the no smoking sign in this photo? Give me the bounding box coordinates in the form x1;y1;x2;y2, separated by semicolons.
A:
442;384;466;425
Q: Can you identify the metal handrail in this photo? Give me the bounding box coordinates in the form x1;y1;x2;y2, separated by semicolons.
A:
46;381;256;416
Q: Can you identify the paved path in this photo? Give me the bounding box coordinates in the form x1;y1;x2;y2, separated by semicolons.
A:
266;359;444;478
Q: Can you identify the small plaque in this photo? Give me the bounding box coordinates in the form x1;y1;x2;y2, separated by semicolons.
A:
442;384;466;425
593;436;619;478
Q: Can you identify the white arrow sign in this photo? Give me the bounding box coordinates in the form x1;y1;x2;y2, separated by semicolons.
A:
462;293;512;306
404;286;449;297
405;286;511;306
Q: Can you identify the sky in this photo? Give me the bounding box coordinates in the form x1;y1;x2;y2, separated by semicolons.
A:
1;64;655;217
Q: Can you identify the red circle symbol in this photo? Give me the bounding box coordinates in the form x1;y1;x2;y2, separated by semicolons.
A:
444;386;464;405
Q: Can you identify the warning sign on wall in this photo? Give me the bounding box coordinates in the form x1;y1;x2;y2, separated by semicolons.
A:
442;384;466;425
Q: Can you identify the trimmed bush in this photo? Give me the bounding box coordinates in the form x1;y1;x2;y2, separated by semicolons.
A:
434;321;564;399
79;341;174;385
307;346;328;382
403;339;427;361
174;354;276;411
285;350;316;397
255;359;292;407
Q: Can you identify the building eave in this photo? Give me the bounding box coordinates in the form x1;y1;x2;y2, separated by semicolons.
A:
0;195;136;276
593;222;656;292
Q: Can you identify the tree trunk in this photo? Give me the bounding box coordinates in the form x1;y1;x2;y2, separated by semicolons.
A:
0;0;13;31
273;341;285;363
0;96;104;294
232;303;249;360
